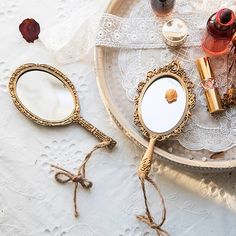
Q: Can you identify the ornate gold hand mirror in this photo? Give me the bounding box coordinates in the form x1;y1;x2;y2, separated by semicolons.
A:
8;63;116;217
9;63;116;148
134;61;195;234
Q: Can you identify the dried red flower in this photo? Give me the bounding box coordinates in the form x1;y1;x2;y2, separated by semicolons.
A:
19;18;40;43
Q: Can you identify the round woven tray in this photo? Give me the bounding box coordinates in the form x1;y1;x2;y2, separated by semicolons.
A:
95;0;236;171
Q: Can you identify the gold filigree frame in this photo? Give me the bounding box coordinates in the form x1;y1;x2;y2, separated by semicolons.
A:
9;63;79;126
9;63;116;149
134;60;195;141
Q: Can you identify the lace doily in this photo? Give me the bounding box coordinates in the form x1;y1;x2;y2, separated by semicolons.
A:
96;0;236;152
96;12;204;49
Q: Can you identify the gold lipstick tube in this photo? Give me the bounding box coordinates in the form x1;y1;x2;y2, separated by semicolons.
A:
195;57;224;114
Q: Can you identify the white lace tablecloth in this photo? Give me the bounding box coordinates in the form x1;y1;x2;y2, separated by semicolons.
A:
0;0;236;236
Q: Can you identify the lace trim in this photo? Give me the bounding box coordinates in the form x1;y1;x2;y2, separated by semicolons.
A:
96;13;205;49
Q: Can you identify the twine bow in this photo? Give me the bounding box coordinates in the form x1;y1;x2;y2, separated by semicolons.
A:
51;140;111;217
137;176;169;236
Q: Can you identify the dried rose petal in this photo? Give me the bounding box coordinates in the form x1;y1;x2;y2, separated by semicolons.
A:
19;18;40;43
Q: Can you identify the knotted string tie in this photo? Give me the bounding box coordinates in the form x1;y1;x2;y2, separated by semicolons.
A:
51;140;111;217
137;176;169;236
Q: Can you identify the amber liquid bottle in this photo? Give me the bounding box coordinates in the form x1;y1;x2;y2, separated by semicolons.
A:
202;8;236;55
150;0;175;16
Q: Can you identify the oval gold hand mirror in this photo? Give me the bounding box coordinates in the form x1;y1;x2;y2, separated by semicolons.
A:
134;61;195;234
8;63;116;218
8;63;116;148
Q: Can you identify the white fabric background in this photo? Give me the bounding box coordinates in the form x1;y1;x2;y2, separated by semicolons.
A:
0;0;236;235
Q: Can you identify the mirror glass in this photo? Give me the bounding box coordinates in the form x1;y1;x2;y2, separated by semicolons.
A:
16;70;75;121
141;76;187;133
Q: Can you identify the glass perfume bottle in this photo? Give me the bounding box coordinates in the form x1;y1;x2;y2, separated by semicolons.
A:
150;0;175;16
202;8;236;56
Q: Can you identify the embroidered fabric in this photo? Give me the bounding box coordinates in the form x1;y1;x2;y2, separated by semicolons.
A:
96;12;204;49
96;0;235;49
97;0;236;152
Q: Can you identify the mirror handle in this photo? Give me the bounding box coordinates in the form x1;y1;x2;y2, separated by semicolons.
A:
138;136;157;179
76;117;116;149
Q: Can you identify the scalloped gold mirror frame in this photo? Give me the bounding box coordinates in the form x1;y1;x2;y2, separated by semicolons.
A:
134;61;195;140
134;61;195;179
132;61;195;234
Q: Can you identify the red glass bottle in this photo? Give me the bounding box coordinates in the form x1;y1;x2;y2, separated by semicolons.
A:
202;8;236;56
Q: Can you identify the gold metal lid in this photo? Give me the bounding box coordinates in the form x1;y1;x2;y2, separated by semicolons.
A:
195;57;214;81
205;89;224;114
162;18;188;47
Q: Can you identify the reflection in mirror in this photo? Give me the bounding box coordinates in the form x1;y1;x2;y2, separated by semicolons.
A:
16;71;75;121
141;76;186;134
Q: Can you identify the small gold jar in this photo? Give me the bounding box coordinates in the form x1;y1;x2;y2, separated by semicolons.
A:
162;18;188;47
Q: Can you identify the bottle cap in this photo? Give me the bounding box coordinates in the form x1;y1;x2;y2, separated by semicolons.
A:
216;8;235;30
162;18;188;47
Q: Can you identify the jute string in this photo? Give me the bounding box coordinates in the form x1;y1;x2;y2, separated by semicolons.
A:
51;140;110;217
137;176;169;236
